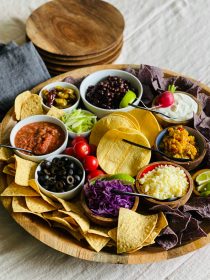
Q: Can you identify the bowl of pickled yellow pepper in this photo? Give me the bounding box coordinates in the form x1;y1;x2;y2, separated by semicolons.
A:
39;82;80;113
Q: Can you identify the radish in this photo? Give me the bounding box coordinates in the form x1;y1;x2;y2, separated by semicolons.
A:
155;84;176;108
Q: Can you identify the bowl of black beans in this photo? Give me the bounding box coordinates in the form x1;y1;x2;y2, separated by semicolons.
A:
35;155;85;200
80;69;143;118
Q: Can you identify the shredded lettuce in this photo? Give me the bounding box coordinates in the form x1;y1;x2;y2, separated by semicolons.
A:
62;109;97;133
84;179;135;218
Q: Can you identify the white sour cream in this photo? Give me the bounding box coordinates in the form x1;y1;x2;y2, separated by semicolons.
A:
155;92;198;121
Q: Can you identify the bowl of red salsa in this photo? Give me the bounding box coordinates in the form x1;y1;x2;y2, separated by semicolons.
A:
10;115;68;162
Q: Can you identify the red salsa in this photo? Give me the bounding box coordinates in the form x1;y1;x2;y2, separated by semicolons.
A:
15;122;65;155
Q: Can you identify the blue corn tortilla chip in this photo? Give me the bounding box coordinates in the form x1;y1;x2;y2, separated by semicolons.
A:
62;76;85;88
183;196;210;219
155;226;178;250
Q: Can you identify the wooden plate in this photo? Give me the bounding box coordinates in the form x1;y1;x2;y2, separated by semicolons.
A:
35;35;123;61
41;40;123;66
26;0;124;56
44;47;122;72
1;64;210;264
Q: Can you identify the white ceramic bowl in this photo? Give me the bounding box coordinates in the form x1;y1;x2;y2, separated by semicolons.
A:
39;82;80;113
10;115;68;162
62;109;97;139
35;154;85;200
80;69;143;118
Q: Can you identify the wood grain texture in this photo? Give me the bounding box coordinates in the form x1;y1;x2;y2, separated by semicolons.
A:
26;0;124;56
1;64;210;264
41;40;123;66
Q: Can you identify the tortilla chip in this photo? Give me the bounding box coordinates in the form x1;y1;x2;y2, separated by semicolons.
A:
97;128;151;176
0;147;13;161
129;109;161;146
14;91;32;120
1;181;40;197
117;208;158;253
88;226;110;237
53;222;83;241
1;197;12;211
25;197;56;213
89;113;137;146
14;156;37;186
47;106;64;119
28;179;59;208
20;94;43;120
59;210;90;233
12;197;51;226
55;197;84;214
108;227;117;242
6;174;14;186
0;172;7;193
84;233;110;252
43;211;77;231
3;164;16;176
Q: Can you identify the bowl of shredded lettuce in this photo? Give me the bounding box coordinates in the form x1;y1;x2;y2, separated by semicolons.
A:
62;109;97;138
81;176;139;226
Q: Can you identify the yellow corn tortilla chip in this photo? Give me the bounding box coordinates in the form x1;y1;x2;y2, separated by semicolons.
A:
1;181;40;197
47;106;64;119
97;128;151;176
25;196;56;213
0;172;7;193
59;210;90;233
84;233;110;252
1;197;12;211
89;113;137;147
55;197;84;214
14;156;38;186
3;163;16;176
108;227;117;243
129;109;161;146
43;211;77;231
117;208;158;254
53;222;83;241
20;94;43;120
14;91;32;120
0;147;13;161
28;179;59;208
12;197;51;226
88;226;110;237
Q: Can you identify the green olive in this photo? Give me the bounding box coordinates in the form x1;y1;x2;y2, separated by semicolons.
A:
55;98;68;107
57;92;69;99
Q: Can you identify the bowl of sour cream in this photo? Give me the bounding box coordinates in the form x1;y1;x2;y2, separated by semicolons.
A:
152;92;202;127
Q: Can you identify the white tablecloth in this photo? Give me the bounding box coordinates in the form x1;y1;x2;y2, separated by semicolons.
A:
0;1;210;279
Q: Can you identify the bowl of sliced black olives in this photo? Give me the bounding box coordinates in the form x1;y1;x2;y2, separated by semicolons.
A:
35;155;85;200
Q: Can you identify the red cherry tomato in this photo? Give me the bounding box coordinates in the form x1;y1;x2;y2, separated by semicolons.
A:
87;169;105;180
71;136;87;147
64;147;74;156
83;156;98;171
73;141;90;158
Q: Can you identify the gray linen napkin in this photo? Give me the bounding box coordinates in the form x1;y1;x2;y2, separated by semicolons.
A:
0;41;50;120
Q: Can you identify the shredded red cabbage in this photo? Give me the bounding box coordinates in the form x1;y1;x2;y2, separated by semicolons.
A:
84;179;135;218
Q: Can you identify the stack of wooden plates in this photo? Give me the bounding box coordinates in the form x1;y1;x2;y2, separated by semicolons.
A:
26;0;125;76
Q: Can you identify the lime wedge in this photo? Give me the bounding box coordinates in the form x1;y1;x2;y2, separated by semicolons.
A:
200;191;210;197
195;171;210;185
197;182;210;192
119;90;137;108
108;173;135;184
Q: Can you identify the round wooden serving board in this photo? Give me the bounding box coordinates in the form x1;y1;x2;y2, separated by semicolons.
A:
1;64;210;264
26;0;124;56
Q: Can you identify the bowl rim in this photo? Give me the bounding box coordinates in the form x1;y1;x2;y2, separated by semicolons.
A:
10;114;68;159
79;69;143;112
35;154;86;196
154;125;207;164
39;81;80;111
80;175;139;224
152;91;202;124
136;161;193;206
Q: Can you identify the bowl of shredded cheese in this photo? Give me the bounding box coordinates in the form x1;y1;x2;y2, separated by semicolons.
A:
136;161;193;208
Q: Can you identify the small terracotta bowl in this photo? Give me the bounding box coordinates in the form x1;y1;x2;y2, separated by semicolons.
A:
152;92;202;127
154;126;207;171
80;176;139;227
136;161;193;208
192;169;210;196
